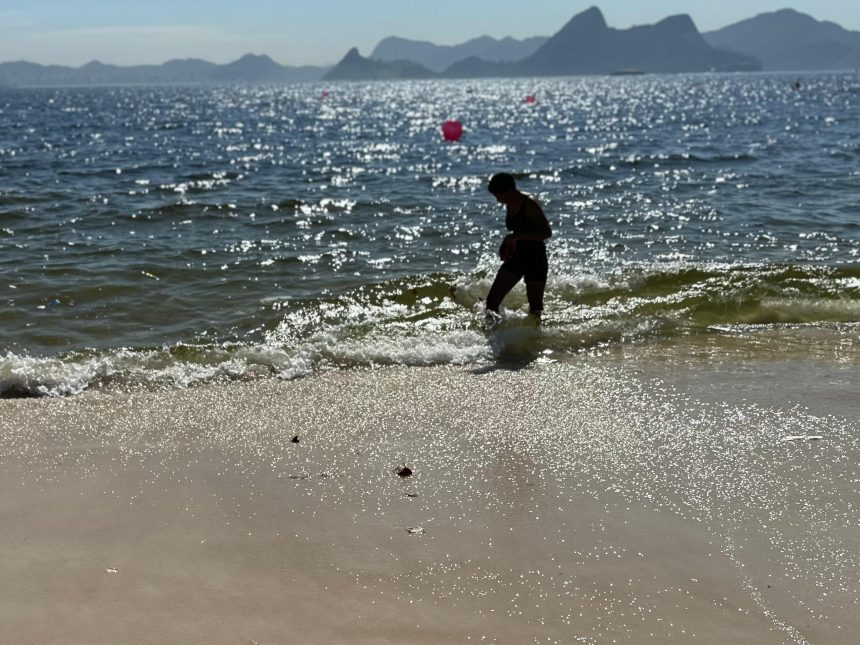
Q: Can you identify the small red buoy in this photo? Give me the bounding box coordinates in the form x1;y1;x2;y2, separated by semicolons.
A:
321;89;330;98
525;95;537;104
441;119;463;142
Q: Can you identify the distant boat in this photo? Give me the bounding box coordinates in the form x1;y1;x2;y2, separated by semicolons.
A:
610;69;646;76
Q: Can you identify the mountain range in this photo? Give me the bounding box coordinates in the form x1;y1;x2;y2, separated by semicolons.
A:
370;35;549;72
0;54;325;87
703;8;860;70
2;7;860;87
322;48;436;81
325;8;759;80
449;8;759;77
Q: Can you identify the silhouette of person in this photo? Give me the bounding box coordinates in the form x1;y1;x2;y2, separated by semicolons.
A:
485;173;552;318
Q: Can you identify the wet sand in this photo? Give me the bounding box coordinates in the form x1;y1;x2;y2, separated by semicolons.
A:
1;353;857;644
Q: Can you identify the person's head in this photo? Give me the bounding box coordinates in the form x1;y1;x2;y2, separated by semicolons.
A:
488;173;517;203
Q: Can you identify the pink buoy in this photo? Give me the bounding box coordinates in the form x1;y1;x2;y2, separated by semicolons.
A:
442;119;463;142
525;95;537;103
321;89;330;98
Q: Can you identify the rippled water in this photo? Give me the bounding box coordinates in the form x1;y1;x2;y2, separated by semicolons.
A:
1;73;859;395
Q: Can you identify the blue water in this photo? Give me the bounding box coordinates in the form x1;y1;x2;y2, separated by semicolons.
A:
1;73;859;395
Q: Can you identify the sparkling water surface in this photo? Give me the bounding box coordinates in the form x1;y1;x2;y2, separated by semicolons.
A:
1;73;859;394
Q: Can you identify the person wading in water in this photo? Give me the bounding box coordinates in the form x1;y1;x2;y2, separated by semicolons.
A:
485;173;552;322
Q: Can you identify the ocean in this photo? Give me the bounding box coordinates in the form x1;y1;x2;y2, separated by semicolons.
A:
1;72;859;397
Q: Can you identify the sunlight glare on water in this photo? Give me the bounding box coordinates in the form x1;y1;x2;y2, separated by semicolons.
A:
1;73;859;394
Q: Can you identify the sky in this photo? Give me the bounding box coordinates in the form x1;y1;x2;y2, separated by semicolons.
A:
1;1;859;68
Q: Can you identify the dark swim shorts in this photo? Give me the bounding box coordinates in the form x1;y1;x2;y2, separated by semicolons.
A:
501;240;548;283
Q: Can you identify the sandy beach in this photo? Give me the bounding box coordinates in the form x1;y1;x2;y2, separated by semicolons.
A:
1;345;858;644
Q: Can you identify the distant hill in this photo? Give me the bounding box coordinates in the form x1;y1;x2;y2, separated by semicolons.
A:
11;6;860;85
212;54;324;82
322;48;437;81
0;54;328;86
444;7;759;77
330;7;759;81
370;35;548;72
550;8;755;75
443;56;509;79
704;8;860;70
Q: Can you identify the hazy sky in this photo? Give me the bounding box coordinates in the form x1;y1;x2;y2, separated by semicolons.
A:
2;1;860;67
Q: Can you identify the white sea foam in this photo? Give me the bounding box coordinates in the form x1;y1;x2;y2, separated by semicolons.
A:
1;352;100;397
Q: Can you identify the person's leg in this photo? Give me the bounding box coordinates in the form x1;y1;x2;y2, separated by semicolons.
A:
486;267;521;312
523;245;548;315
525;281;546;314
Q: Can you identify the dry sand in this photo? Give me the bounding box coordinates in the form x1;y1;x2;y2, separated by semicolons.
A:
1;352;857;644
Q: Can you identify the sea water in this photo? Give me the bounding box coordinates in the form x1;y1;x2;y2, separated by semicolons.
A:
1;73;859;396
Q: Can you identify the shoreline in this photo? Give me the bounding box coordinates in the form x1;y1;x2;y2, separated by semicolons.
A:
1;352;857;643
